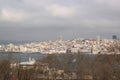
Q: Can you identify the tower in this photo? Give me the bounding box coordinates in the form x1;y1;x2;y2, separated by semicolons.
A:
59;33;63;41
112;35;117;40
97;36;100;47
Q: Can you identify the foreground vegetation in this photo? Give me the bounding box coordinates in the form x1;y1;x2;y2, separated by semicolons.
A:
0;53;120;80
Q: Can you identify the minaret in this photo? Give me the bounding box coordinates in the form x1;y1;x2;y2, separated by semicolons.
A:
97;36;100;47
59;34;63;41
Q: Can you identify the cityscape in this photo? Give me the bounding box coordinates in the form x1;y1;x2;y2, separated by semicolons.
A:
0;0;120;80
0;37;120;80
0;37;120;54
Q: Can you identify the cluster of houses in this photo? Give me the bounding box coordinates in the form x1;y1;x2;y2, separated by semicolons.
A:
0;38;119;54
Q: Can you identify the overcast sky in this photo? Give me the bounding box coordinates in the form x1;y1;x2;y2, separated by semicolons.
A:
0;0;120;41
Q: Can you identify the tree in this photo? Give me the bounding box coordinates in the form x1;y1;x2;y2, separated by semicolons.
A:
0;60;11;80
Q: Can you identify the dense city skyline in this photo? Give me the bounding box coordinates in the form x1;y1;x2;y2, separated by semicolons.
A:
0;0;120;41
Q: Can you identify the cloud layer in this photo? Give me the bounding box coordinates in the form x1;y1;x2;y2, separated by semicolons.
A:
1;9;26;22
46;4;75;18
0;0;120;40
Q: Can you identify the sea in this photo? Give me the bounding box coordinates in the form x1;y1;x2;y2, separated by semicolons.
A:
0;52;47;62
0;41;47;62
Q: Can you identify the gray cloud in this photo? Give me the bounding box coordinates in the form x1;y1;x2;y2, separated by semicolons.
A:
0;0;120;41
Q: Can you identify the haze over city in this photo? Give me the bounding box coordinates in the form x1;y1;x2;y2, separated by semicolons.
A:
0;0;120;41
